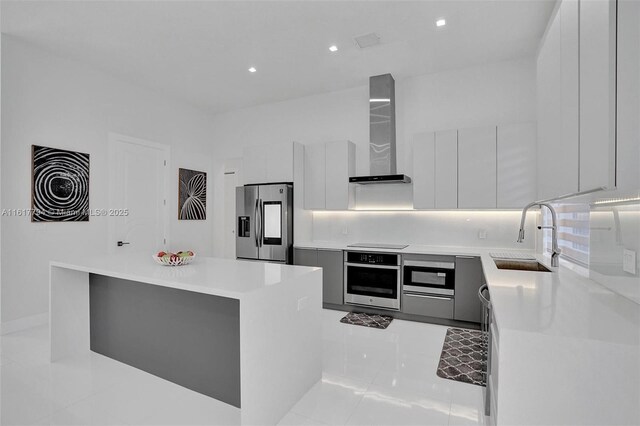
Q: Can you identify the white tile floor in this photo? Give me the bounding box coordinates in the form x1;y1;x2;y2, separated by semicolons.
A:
0;309;485;426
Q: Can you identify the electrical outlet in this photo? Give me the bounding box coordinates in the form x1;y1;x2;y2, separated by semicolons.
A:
478;229;487;240
623;249;636;275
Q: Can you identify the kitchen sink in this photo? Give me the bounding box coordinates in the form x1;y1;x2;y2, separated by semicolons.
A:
494;259;552;272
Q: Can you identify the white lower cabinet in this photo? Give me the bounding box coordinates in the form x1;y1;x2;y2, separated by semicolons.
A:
458;126;497;209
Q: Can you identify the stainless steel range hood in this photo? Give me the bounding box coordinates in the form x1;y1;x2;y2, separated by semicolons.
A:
350;74;411;184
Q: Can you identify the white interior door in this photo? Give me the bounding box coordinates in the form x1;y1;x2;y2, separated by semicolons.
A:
223;170;238;259
109;133;168;254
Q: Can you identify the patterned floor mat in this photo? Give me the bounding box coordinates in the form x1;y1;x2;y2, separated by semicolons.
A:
436;327;487;386
339;312;393;329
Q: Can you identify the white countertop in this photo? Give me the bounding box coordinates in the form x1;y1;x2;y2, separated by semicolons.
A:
295;241;640;342
50;252;320;300
296;240;640;423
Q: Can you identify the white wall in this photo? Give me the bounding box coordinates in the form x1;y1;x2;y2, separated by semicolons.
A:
210;56;537;248
312;210;537;250
1;37;217;326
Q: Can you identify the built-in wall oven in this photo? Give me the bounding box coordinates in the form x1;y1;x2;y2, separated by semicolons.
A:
403;259;455;298
344;251;401;311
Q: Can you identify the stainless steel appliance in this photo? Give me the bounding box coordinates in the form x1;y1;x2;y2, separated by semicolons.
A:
478;284;492;416
402;259;455;297
344;251;401;310
236;183;293;264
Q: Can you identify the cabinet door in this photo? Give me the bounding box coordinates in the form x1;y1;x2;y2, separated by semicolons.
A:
617;0;640;191
537;0;579;199
325;141;355;210
317;249;344;305
497;123;537;208
579;0;617;191
267;142;295;183
242;145;269;185
458;126;497;208
304;143;326;209
435;130;458;209
293;248;317;267
453;256;484;323
412;132;435;209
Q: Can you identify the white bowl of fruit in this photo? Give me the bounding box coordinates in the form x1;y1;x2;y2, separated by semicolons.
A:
153;250;195;266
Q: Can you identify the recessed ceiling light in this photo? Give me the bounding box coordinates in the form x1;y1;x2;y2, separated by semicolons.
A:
248;67;257;73
436;18;446;27
329;45;338;52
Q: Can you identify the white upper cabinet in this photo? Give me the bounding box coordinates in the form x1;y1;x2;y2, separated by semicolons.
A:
579;0;617;191
616;0;640;192
434;130;458;209
325;141;355;210
536;0;580;200
242;141;299;185
304;143;326;209
458;126;497;209
412;130;458;209
303;140;355;210
412;132;436;209
497;122;537;209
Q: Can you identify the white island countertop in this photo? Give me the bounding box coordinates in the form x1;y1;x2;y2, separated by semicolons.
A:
51;252;320;300
295;241;640;425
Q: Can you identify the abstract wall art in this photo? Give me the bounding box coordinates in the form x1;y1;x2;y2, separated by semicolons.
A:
31;145;90;222
178;168;207;220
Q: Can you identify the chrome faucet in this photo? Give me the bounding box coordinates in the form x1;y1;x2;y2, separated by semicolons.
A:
517;201;561;267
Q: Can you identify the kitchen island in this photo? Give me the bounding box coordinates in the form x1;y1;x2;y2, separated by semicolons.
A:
49;253;322;425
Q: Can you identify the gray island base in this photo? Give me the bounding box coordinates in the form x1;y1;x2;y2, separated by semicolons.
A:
50;253;322;425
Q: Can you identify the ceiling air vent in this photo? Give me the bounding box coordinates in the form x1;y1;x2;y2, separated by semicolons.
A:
353;33;381;49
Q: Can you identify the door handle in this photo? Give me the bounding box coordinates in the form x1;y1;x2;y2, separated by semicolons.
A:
258;199;263;247
117;241;130;247
254;198;259;247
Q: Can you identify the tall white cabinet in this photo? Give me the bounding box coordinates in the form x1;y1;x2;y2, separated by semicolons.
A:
536;0;580;200
497;122;537;208
537;0;620;198
458;126;497;209
412;130;458;210
616;0;640;192
303;140;355;210
579;0;617;191
242;141;300;185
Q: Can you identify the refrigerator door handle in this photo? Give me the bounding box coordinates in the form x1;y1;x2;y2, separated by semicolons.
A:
258;199;263;247
254;198;260;248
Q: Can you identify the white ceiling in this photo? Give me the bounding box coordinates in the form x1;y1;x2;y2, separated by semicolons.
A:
1;0;554;115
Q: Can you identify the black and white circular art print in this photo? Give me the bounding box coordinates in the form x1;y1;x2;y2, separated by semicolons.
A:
178;168;206;220
32;145;90;222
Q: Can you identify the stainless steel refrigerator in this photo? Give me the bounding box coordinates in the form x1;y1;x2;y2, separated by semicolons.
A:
236;183;293;264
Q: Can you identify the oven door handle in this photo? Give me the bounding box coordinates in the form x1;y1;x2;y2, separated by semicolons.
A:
345;262;400;270
403;260;455;269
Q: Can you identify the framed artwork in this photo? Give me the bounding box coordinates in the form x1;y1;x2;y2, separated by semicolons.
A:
31;145;90;222
178;168;206;220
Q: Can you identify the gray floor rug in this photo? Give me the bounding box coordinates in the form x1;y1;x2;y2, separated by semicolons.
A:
339;312;393;329
436;327;487;386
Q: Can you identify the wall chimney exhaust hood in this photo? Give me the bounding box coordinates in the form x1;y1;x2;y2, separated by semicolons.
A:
350;74;411;184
